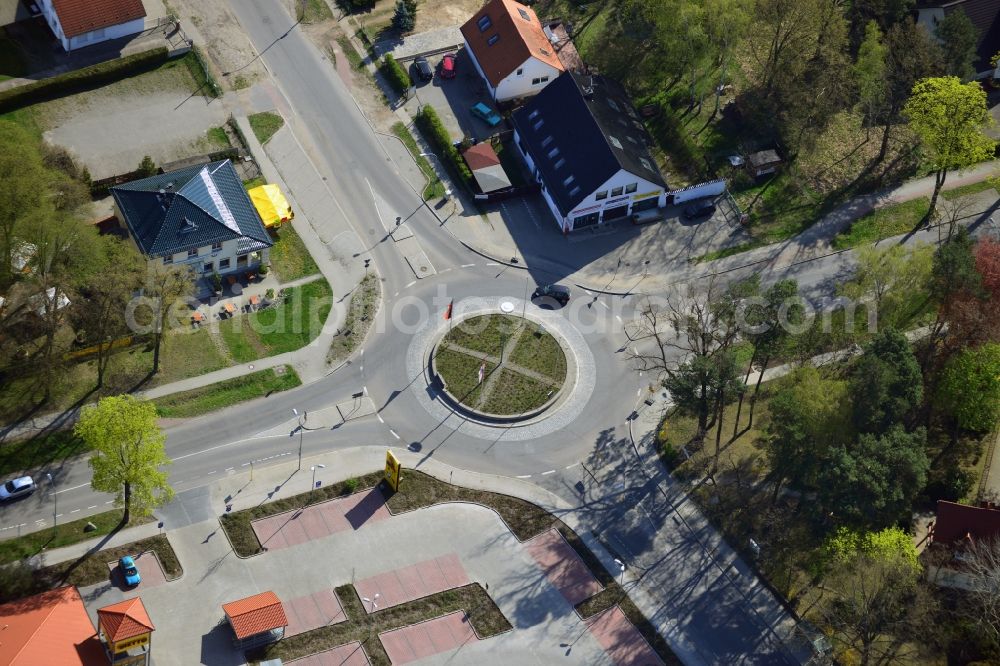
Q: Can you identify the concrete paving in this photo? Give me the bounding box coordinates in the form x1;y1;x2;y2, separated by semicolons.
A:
285;589;347;636
288;641;371;665
355;553;469;612
379;610;479;664
524;529;603;606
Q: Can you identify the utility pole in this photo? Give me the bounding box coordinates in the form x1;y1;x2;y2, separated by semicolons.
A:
292;409;307;470
46;473;56;538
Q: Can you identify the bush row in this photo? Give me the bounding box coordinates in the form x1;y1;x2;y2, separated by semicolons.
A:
380;54;411;96
0;47;170;113
415;105;474;188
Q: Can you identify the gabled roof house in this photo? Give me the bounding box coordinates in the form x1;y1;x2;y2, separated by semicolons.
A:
38;0;147;52
461;0;566;102
111;160;273;277
512;72;667;232
0;586;105;666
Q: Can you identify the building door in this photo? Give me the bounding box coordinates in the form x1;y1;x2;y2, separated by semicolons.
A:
602;205;629;221
572;212;599;230
632;197;659;212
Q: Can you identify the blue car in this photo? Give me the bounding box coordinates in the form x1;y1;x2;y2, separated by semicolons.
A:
119;555;141;587
470;102;502;127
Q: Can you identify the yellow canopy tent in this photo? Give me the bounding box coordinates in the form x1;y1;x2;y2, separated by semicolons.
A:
248;184;294;228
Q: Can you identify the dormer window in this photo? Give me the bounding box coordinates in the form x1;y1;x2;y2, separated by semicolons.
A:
487;34;499;46
554;157;566;169
179;217;199;233
533;118;544;130
569;185;581;197
541;136;553;147
548;147;559;159
563;174;575;187
528;109;539;120
478;15;491;31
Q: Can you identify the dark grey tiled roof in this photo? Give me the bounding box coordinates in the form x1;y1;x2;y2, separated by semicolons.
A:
512;72;666;216
111;160;272;258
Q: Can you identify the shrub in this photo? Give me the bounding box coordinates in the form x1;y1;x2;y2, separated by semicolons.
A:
344;477;359;493
392;0;416;33
380;54;411;96
137;155;157;177
415;105;473;188
0;47;169;113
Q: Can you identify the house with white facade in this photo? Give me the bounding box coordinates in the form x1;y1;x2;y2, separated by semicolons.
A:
460;0;566;103
37;0;146;52
110;160;273;278
512;72;667;232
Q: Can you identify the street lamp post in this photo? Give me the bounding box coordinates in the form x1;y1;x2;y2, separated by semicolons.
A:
614;558;626;587
362;593;380;642
310;464;326;494
45;473;56;538
292;409;307;471
419;152;452;200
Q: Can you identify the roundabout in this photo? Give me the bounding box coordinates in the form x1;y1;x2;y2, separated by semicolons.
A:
432;313;570;421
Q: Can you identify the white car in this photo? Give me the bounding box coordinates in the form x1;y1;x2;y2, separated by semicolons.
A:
0;476;36;502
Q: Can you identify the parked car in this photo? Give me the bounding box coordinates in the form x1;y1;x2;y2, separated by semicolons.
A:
470;102;502;127
531;284;570;308
440;53;456;79
413;56;433;82
682;199;716;220
118;555;141;587
0;476;35;502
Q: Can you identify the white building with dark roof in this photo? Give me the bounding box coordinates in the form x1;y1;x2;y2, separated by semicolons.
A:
511;72;667;232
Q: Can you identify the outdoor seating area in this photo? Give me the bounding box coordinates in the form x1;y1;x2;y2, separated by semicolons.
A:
189;271;279;327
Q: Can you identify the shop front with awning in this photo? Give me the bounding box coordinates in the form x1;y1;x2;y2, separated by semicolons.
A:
248;184;294;229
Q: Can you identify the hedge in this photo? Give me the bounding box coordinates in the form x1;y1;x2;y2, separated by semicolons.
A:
415;105;474;188
0;47;170;113
380;54;411;96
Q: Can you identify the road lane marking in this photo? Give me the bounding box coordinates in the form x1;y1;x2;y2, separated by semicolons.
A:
406;280;416;288
377;414;384;423
486;262;499;266
615;315;623;323
461;264;474;268
598;300;609;309
565;462;580;469
207;470;217;475
56;514;63;518
516;474;532;479
54;483;89;494
225;467;234;471
105;500;114;504
541;469;556;475
88;505;97;509
389;429;400;439
70;509;80;514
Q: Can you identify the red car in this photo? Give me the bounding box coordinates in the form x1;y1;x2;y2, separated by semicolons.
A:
440;53;456;79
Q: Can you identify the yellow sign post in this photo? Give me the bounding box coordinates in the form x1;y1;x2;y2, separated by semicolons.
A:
385;450;401;491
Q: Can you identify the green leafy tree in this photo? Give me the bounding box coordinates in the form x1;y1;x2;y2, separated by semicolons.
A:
935;9;979;80
664;349;745;459
938;343;1000;433
0;121;49;290
762;366;852;499
850;328;923;435
392;0;415;33
821;526;920;576
77;395;173;524
840;243;933;329
137;155;157;177
903;76;996;224
819;427;929;529
854;21;889;140
84;237;144;388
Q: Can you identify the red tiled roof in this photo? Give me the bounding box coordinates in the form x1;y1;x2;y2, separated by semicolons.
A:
223;591;288;640
933;500;1000;545
0;586;104;666
97;597;155;642
50;0;146;39
463;143;501;171
461;0;563;88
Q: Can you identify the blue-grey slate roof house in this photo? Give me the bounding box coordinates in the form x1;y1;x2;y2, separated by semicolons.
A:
111;160;272;275
512;71;667;232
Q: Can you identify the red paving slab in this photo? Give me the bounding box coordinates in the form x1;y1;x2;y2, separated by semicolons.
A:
288;641;370;665
105;550;168;590
585;606;664;666
285;590;347;637
379;611;479;665
355;554;470;613
524;528;603;606
251;489;391;551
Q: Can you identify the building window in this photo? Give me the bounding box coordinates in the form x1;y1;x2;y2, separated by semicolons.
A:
541;136;553;147
517;7;530;20
626;183;637;193
487;34;499;46
539;76;549;83
211;242;222;252
611;186;623;197
568;185;581;197
163;255;173;265
528;109;539;120
547;147;559;159
563;174;575;186
203;262;213;273
553;157;566;169
187;248;198;258
477;15;491;31
595;191;608;200
220;258;230;269
516;68;523;76
532;76;550;85
533;119;544;130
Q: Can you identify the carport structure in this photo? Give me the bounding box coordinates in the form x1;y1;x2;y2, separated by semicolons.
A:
222;591;289;650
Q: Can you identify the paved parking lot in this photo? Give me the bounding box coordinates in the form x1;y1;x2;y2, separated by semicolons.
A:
251;488;392;550
355;553;470;612
285;589;347;636
379;610;479;664
524;529;603;606
402;48;502;143
105;550;167;590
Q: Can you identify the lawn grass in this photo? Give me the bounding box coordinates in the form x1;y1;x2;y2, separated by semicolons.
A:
248;111;284;145
328;274;381;363
0;510;151;565
251;279;332;355
832;197;931;250
390;121;446;199
248;583;510;666
940;179;1000;201
243;176;267;190
268;224;320;282
443;314;518;356
508;323;566;381
336;35;365;70
0;431;90;478
478;368;555;414
298;0;333;23
432;347;491;406
692;240;764;264
153;327;230;384
176;48;219;98
154;366;301;418
218;317;261;364
205;125;231;148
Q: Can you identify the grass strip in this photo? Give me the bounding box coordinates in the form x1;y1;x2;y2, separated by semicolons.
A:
328;274;380;363
0;431;90;478
268;224;320;282
184;47;221;98
336;35;365;70
940;178;1000;201
576;584;684;666
692;240;764;264
205;125;231;148
832;197;931;250
248;111;284;145
248;583;509;665
154;366;301;418
298;0;333;23
0;510;151;565
390;121;445;199
253;280;332;355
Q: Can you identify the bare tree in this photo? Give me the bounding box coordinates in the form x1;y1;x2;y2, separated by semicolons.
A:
961;536;1000;648
143;263;194;374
